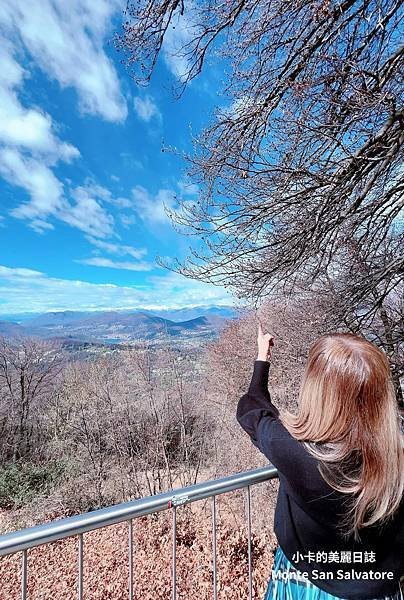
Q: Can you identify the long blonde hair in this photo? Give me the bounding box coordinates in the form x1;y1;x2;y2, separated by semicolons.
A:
281;333;404;542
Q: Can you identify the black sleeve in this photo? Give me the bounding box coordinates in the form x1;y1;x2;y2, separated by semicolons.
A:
236;360;280;447
237;361;326;500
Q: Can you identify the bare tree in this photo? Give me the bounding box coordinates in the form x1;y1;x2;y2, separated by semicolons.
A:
48;345;213;508
0;337;64;460
126;345;211;492
117;0;403;312
314;233;404;404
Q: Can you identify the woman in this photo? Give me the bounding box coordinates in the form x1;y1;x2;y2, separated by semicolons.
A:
237;325;404;600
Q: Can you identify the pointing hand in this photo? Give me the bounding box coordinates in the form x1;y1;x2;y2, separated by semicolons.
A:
257;323;274;362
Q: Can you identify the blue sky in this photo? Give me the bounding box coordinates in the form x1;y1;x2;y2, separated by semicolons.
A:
0;0;234;315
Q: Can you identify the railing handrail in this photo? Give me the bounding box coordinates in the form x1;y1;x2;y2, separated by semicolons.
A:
0;465;278;557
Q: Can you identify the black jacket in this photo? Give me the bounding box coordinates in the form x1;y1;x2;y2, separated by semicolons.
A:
237;360;404;600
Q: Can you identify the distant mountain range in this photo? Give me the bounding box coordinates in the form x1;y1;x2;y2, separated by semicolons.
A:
0;306;239;346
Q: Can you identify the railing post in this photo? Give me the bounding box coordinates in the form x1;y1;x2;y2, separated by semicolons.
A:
211;495;217;600
21;549;27;600
78;533;84;600
128;519;133;599
246;485;252;600
172;506;177;600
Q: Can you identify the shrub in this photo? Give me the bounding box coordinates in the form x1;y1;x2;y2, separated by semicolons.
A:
0;461;65;509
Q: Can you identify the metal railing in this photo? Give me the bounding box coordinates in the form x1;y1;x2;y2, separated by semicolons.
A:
0;465;278;599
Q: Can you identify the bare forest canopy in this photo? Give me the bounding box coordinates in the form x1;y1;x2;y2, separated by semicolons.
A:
115;0;404;406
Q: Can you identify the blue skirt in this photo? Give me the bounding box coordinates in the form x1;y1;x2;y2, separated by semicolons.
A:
264;546;404;600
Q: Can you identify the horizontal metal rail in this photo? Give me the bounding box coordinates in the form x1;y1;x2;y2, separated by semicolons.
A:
0;465;278;557
1;466;279;599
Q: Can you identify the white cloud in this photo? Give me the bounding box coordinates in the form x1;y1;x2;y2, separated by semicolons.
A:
162;9;196;82
0;265;233;313
0;153;116;238
86;236;147;259
119;198;134;208
0;47;79;159
29;219;55;233
0;265;44;278
0;0;127;122
1;148;66;219
131;185;177;224
77;257;152;271
147;272;233;307
120;214;137;229
0;42;82;231
75;182;112;201
133;95;162;123
61;185;115;238
0;1;130;241
119;153;144;171
110;197;133;209
177;177;199;197
220;94;256;119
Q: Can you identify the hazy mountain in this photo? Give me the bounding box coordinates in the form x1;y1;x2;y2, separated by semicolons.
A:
145;306;237;321
0;306;237;347
23;311;95;327
64;311;176;340
2;305;237;323
0;321;27;337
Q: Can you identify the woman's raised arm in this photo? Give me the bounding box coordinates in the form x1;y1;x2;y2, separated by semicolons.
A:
236;324;280;444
